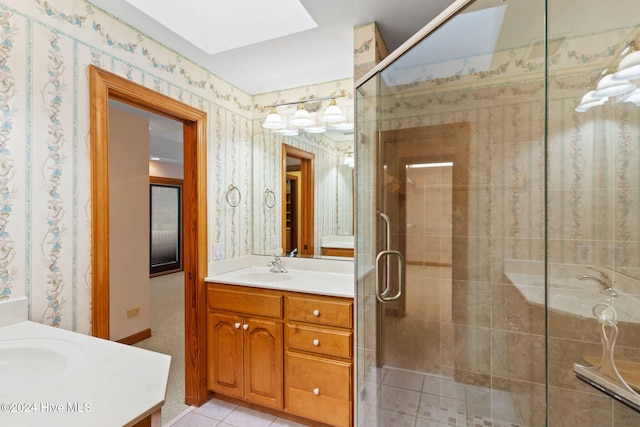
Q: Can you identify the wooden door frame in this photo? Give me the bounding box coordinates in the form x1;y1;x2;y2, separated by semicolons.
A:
89;65;209;406
281;144;314;256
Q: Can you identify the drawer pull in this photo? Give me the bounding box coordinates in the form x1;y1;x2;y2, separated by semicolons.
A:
234;322;241;329
313;388;320;396
313;309;321;317
243;324;249;330
313;339;320;346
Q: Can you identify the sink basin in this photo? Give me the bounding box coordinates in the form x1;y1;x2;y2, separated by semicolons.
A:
236;272;293;283
0;338;86;390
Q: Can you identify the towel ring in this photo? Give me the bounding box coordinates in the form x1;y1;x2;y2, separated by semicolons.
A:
225;184;241;207
264;188;276;209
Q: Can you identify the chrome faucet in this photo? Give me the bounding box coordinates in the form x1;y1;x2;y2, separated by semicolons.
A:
578;266;617;297
267;256;288;273
288;248;297;257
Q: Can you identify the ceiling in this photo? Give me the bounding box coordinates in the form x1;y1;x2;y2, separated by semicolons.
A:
87;0;455;94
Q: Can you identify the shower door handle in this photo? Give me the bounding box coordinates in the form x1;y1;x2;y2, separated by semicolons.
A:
378;211;392;297
375;250;404;302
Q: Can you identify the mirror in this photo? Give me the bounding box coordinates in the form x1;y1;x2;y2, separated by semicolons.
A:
253;128;354;257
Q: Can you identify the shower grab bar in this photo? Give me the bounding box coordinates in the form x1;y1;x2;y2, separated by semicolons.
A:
375;250;404;302
378;211;392;297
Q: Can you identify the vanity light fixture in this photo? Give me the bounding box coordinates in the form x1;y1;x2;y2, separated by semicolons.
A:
262;107;285;129
575;90;609;112
321;98;345;122
613;41;640;81
613;51;640;80
576;40;640;113
592;74;636;98
261;95;347;132
274;128;299;136
290;104;315;127
343;152;354;168
304;126;327;134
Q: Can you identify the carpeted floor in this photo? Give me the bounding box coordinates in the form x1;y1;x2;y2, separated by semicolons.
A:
133;271;189;425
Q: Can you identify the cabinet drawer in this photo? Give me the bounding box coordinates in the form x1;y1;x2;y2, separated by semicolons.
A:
286;352;352;427
286;295;352;328
208;284;283;318
287;324;352;359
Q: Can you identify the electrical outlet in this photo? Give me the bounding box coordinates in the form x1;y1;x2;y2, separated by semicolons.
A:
271;235;280;249
127;307;140;318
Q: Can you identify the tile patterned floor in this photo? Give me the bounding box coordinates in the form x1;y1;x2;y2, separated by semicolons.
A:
363;368;522;427
166;368;522;427
165;398;310;427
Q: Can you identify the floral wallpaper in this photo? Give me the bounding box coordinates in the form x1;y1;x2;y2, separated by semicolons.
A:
353;22;388;82
0;0;257;333
0;0;359;334
0;10;19;302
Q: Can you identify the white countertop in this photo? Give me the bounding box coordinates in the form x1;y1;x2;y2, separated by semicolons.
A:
320;235;354;249
206;255;354;298
504;260;640;323
0;321;171;427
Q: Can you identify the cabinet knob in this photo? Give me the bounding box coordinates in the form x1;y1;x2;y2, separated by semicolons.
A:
243;324;249;330
313;339;320;346
234;322;241;329
313;388;320;396
313;309;321;317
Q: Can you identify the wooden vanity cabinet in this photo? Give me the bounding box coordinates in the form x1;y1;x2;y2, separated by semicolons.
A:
285;294;354;427
207;284;284;409
320;247;354;258
207;282;354;426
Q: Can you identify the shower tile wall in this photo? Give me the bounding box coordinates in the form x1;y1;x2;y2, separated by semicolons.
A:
405;166;453;266
379;82;640;425
357;4;640;424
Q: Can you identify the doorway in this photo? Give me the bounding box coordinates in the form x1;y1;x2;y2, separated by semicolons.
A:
89;65;209;406
377;123;469;373
284;173;298;254
281;144;314;256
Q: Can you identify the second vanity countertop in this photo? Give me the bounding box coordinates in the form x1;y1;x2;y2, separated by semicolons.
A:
206;255;354;298
320;235;354;249
0;320;170;427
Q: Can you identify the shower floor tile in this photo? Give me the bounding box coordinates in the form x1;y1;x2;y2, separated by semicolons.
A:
376;367;523;427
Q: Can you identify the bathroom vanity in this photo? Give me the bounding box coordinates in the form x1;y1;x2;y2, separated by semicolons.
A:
205;256;354;427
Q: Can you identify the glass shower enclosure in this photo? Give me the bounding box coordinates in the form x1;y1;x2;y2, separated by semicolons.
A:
355;0;640;425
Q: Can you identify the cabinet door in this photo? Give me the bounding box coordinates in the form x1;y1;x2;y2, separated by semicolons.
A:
286;352;352;427
244;317;284;409
208;312;243;398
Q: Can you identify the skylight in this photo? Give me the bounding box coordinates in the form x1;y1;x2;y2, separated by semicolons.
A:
382;5;507;86
124;0;318;55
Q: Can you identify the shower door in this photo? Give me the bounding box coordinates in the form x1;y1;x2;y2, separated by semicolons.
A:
355;0;547;425
356;110;478;427
375;124;468;372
